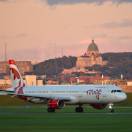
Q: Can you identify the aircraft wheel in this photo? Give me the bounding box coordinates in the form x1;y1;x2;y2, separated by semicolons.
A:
47;107;55;112
75;107;84;113
110;109;115;113
108;103;115;113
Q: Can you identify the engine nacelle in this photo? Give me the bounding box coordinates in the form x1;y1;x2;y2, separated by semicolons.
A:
48;100;65;109
90;103;107;110
27;97;47;104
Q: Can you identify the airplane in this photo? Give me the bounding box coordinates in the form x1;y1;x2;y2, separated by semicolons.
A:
0;59;127;113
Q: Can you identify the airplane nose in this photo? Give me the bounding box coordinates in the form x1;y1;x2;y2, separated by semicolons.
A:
123;93;127;101
118;93;127;101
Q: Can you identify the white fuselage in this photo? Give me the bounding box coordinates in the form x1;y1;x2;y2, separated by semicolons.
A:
20;84;127;104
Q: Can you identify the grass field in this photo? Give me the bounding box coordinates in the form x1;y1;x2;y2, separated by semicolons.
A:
0;106;132;132
0;94;132;132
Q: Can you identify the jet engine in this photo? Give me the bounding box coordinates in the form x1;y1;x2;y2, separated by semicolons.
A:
48;100;65;109
27;97;47;104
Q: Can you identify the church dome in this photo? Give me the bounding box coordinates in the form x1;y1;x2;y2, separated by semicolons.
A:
88;40;99;52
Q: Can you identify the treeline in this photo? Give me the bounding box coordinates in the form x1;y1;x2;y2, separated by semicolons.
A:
102;52;132;79
33;52;132;79
33;56;77;76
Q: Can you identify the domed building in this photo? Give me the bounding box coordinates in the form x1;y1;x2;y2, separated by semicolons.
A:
76;40;107;68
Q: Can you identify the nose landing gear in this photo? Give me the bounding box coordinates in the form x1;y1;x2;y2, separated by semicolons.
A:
108;103;115;113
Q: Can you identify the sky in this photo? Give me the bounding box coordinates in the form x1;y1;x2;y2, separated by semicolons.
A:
0;0;132;61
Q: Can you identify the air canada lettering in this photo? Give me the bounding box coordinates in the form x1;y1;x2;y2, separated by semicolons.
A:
86;89;102;100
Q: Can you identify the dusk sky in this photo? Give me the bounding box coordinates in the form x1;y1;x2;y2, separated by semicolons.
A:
0;0;132;61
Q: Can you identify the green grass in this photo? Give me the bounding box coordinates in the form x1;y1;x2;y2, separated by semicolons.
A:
0;106;132;132
0;94;132;132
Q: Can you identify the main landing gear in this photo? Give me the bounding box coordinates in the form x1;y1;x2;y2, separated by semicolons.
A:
108;103;115;113
75;105;84;113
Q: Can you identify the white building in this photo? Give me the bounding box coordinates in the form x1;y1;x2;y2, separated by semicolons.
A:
25;75;37;86
25;75;44;86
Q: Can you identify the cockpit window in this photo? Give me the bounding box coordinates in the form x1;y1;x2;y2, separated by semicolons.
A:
111;90;116;93
117;90;122;92
111;90;122;93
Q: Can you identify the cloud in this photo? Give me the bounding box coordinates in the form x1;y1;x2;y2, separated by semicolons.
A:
0;0;8;2
45;0;104;5
92;33;108;38
0;0;15;2
43;0;132;6
101;19;132;28
0;33;28;39
15;33;28;38
118;36;132;40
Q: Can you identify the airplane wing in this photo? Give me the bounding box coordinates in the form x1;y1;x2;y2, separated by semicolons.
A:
17;93;72;101
0;89;14;95
0;89;72;101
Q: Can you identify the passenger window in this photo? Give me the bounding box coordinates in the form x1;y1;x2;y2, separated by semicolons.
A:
111;90;114;93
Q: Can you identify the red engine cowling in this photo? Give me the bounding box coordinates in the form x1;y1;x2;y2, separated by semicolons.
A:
90;103;107;109
48;100;64;109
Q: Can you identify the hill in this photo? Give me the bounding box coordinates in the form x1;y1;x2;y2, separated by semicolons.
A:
33;56;77;76
101;52;132;79
33;52;132;79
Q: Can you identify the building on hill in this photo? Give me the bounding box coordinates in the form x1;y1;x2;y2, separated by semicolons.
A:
60;67;110;84
76;40;107;68
60;40;109;84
